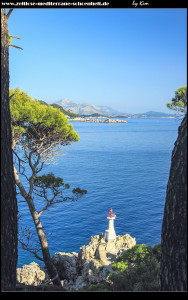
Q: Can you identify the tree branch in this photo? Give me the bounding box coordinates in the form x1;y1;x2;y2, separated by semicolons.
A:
6;9;13;20
18;238;44;262
40;138;63;155
42;274;58;286
12;149;26;172
28;151;42;196
38;193;59;217
13;165;29;200
9;44;23;50
36;161;44;174
9;35;22;39
9;93;14;101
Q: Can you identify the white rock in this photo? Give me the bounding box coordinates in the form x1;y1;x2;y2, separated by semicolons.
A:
17;262;47;286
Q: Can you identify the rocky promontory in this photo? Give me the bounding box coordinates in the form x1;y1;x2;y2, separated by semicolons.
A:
16;233;136;291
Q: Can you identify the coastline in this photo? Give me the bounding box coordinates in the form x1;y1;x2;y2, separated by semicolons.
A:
16;233;136;291
69;117;128;123
69;116;177;123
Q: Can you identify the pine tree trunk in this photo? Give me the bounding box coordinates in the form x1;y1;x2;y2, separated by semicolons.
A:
31;209;62;287
160;113;187;291
1;9;18;291
13;166;62;287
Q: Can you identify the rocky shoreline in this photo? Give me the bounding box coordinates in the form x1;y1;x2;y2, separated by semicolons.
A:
70;117;128;123
17;233;136;291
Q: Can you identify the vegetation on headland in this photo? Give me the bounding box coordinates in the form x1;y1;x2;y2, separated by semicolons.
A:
15;243;161;291
79;243;161;291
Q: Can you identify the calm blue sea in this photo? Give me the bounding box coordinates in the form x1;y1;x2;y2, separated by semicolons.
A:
17;117;180;267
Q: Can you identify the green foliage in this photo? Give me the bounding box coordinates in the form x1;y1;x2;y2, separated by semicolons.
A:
9;88;79;149
33;173;87;204
38;100;49;106
112;244;153;269
34;173;65;189
112;260;128;272
10;88;37;124
110;257;160;291
152;243;161;261
12;125;26;140
33;174;88;197
167;86;187;115
72;187;87;198
81;244;161;291
110;244;161;291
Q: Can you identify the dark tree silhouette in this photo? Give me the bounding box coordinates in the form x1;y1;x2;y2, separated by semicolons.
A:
1;9;18;291
1;9;17;291
160;113;187;291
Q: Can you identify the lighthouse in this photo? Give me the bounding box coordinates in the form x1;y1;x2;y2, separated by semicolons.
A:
104;208;116;242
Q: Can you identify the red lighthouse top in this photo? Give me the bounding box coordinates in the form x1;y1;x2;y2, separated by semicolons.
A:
107;208;116;218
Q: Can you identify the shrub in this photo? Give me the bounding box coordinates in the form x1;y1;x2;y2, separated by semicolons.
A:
79;244;161;291
110;244;161;291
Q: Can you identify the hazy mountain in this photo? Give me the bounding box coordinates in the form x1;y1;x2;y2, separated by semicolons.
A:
97;105;124;116
55;99;123;116
132;111;176;117
53;99;176;118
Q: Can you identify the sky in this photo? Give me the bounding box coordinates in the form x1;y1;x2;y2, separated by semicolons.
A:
7;8;187;114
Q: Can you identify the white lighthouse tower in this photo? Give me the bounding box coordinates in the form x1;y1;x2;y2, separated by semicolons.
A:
104;208;116;242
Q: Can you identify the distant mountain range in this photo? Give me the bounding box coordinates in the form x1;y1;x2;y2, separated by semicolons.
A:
55;99;123;116
53;99;176;118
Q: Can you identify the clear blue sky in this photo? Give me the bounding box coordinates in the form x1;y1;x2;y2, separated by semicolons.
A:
7;8;187;113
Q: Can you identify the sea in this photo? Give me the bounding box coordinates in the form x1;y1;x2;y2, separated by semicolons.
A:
17;117;180;267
